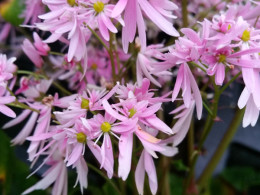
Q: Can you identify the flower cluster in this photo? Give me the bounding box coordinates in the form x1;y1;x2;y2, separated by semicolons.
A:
0;54;17;118
4;78;177;195
1;0;260;195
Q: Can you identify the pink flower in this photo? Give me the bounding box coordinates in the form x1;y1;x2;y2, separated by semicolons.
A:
137;44;172;87
37;2;90;62
172;63;202;119
238;86;260;127
135;134;178;195
170;100;196;145
22;32;50;68
64;119;90;166
202;47;260;86
74;157;88;193
21;0;45;24
112;0;179;52
22;148;68;195
0;23;11;41
0;89;16;118
0;54;17;84
82;0;124;41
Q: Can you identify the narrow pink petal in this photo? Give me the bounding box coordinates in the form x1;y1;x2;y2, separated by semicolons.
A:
22;162;63;194
138;0;179;37
144;152;158;195
215;64;225;86
102;99;127;121
121;0;137;52
52;163;67;195
11;112;38;145
118;133;133;180
172;64;184;102
38;8;65;20
186;64;202;119
181;28;201;44
3;109;31;129
111;0;128;18
242;67;255;92
87;141;113;178
0;96;15;104
67;144;83;167
44;33;62;43
98;16;110;41
145;116;173;135
135;151;145;195
138;54;161;87
172;102;195;145
140;103;161;118
136;4;147;51
228;47;260;58
101;13;118;33
0;105;16;118
68;28;79;61
238;87;250;109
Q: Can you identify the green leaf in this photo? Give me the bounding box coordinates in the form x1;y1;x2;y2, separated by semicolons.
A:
220;166;260;192
102;182;120;195
169;174;184;195
0;130;47;195
172;160;189;172
0;0;25;26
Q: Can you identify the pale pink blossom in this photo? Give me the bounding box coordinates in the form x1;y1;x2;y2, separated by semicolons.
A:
22;32;50;68
112;0;179;52
172;63;202;119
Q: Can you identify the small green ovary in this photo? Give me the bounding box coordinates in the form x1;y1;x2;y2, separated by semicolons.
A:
93;1;104;13
81;98;90;110
129;108;137;118
101;122;111;133
241;30;250;42
76;132;86;143
218;54;226;63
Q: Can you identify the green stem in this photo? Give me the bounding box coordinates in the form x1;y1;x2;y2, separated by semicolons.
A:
6;86;40;113
182;0;189;27
188;62;207;73
16;70;48;79
110;32;121;72
109;32;117;84
202;100;213;116
220;71;241;94
7;102;40;113
197;108;245;188
183;119;196;195
184;80;220;194
87;25;109;52
87;163;121;194
52;81;72;95
49;51;64;56
17;70;72;95
198;82;220;150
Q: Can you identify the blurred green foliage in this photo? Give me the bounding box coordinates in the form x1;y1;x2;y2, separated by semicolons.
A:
0;130;46;195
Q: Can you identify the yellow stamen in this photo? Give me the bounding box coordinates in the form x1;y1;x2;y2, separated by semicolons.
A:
91;63;98;70
218;54;226;63
81;98;90;110
76;132;86;143
227;24;231;30
241;30;250;42
129;108;137;118
101;122;111;133
67;0;77;6
93;1;104;13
